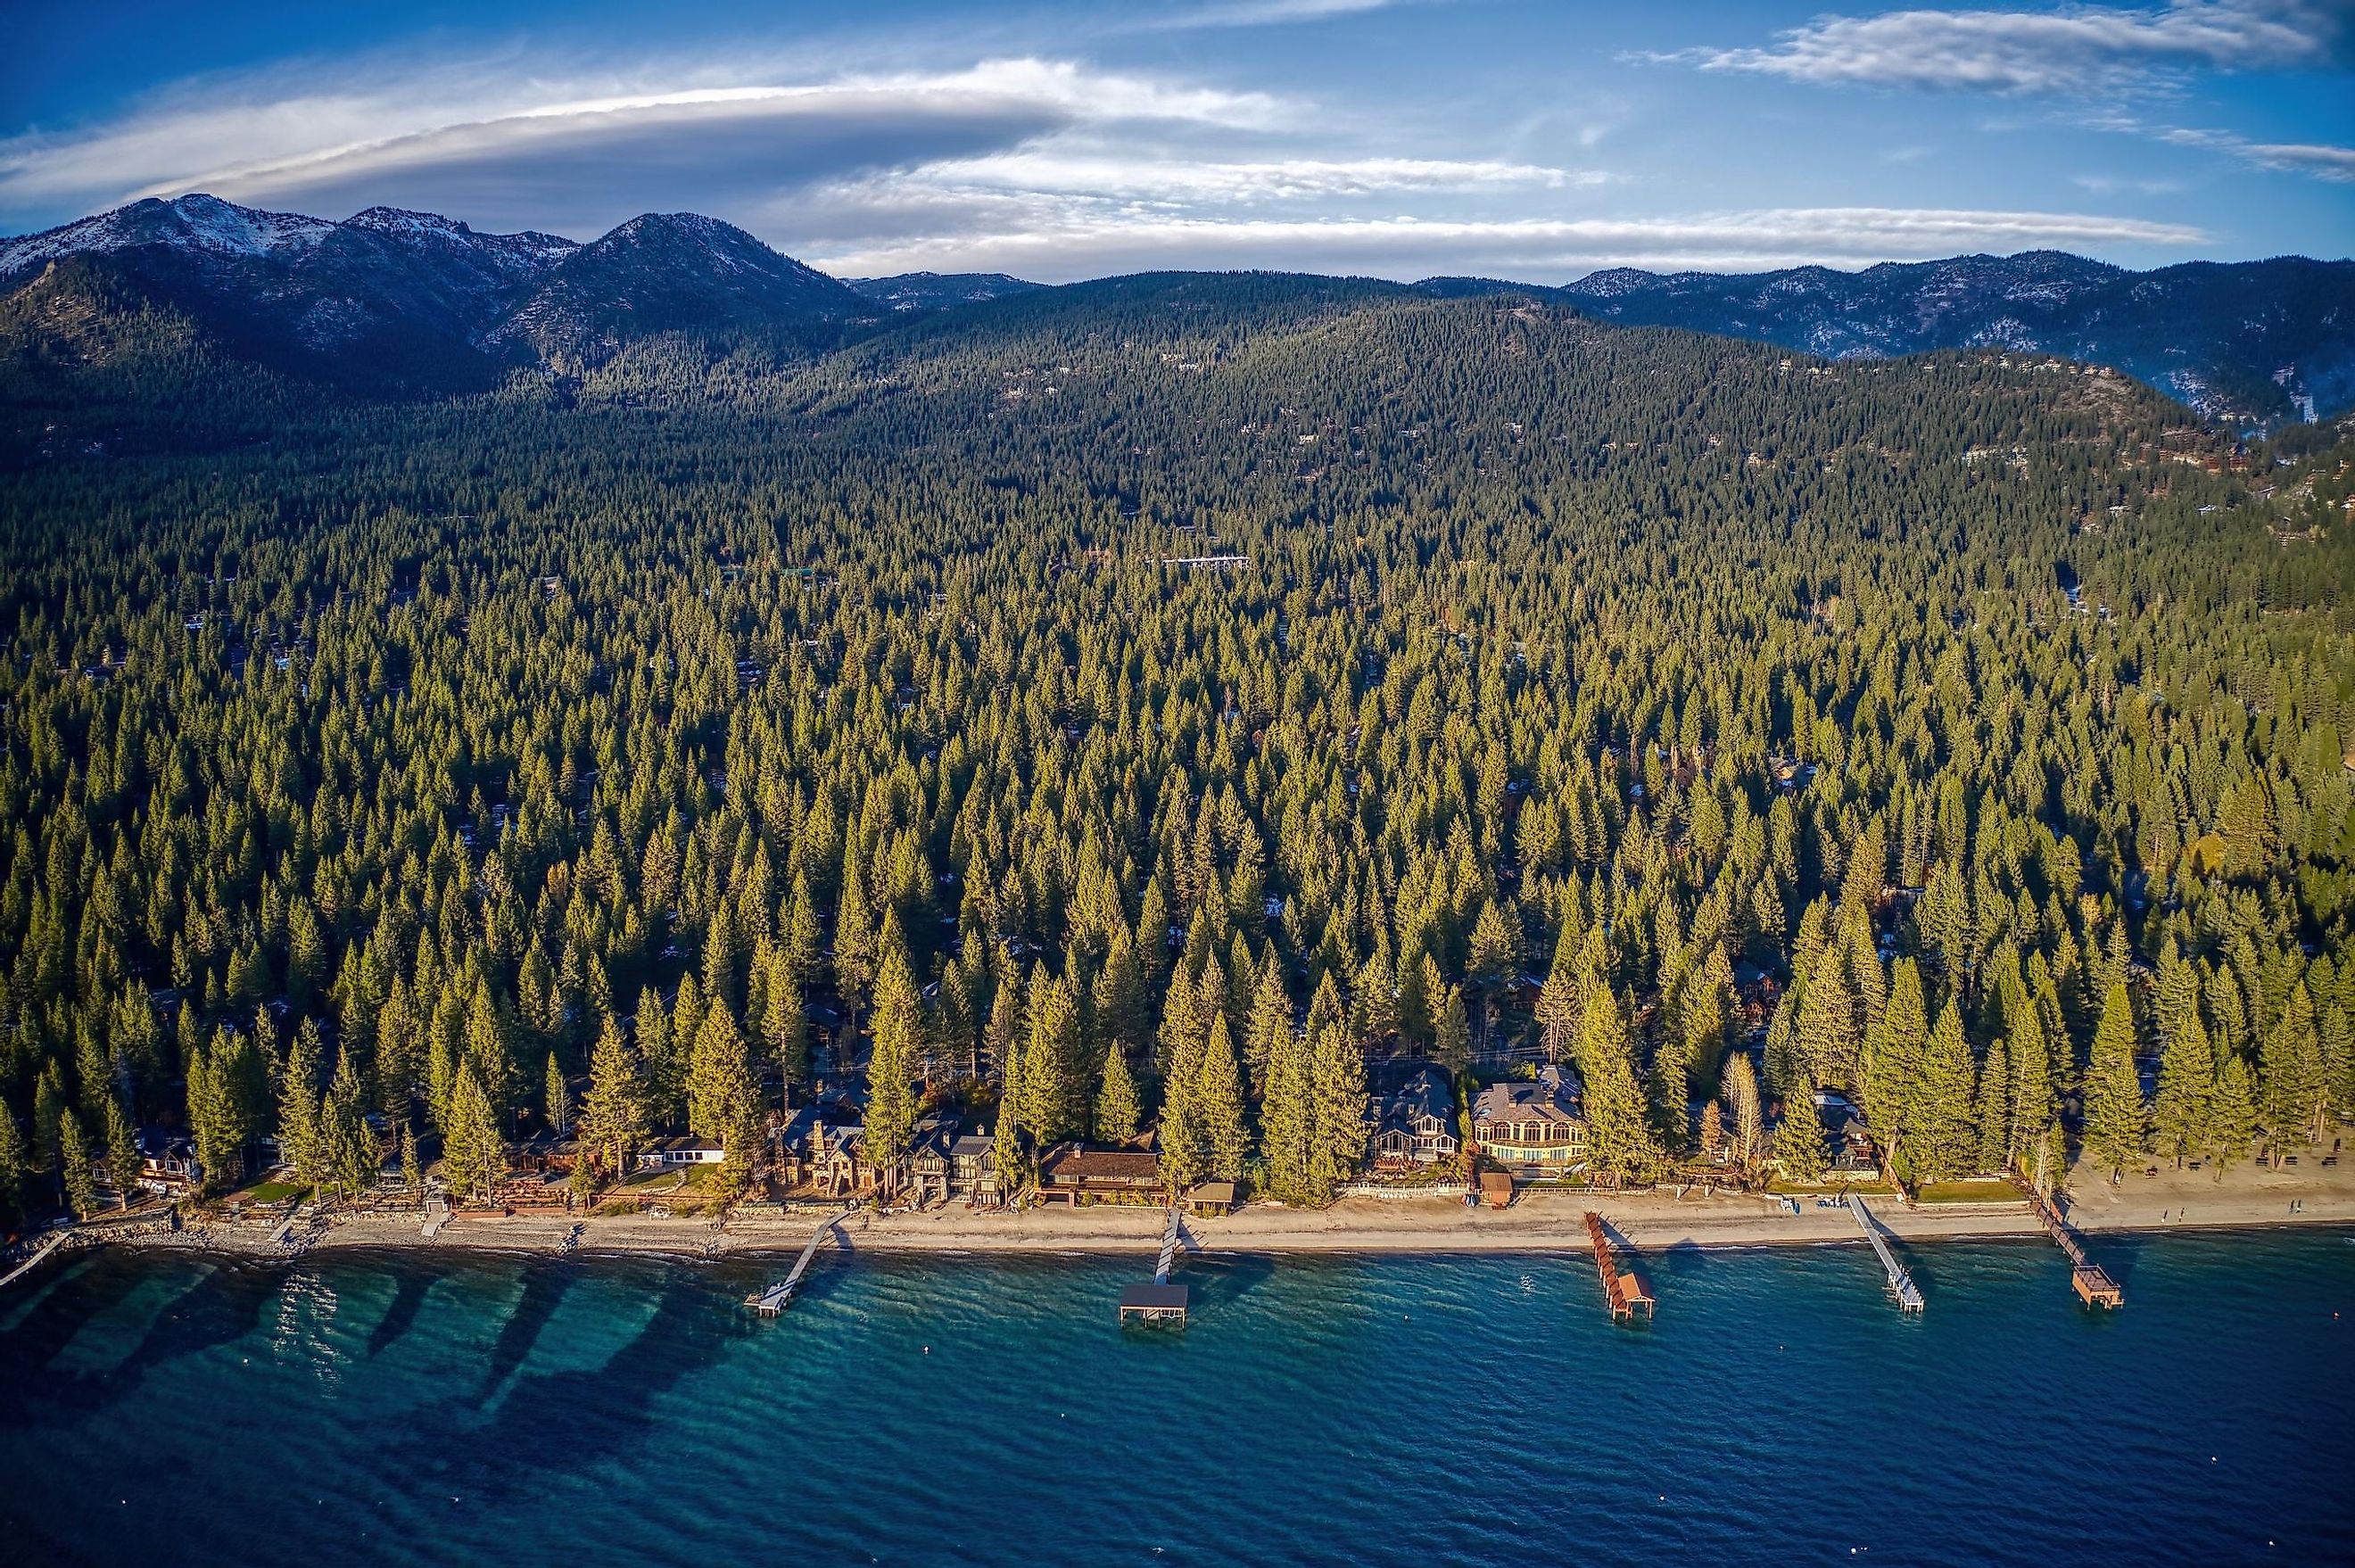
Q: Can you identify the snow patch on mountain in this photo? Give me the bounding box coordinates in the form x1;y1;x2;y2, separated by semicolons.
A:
0;194;332;281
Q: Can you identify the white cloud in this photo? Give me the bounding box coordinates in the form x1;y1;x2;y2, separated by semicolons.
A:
2161;124;2355;178
0;55;1291;238
1661;1;2341;94
803;204;2210;283
1128;0;1399;31
894;152;1602;204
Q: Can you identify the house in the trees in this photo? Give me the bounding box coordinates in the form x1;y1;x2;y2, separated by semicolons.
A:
1036;1144;1162;1205
636;1136;725;1170
1368;1068;1459;1171
905;1117;956;1206
1822;1094;1881;1180
807;1122;872;1198
1471;1066;1587;1175
136;1128;199;1193
949;1132;999;1203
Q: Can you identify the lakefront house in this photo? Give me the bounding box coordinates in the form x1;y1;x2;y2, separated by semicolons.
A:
1471;1066;1587;1175
1368;1067;1459;1170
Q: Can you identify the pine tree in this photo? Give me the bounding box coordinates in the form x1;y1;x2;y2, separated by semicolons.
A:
1434;986;1470;1073
1197;1012;1249;1184
2209;1051;2260;1174
401;1123;424;1206
1797;953;1860;1095
1244;955;1291;1101
1157;996;1207;1192
1974;1036;2011;1176
0;1107;23;1226
2153;994;2214;1166
1775;1073;1830;1185
1310;1018;1368;1194
1534;916;1582;1065
861;915;924;1191
1723;1051;1764;1171
1022;967;1082;1143
1259;1016;1315;1203
1093;1037;1141;1144
60;1112;98;1220
544;1052;571;1135
1909;1000;1977;1184
577;1014;647;1193
442;1062;509;1202
321;1047;376;1200
1863;960;1929;1168
1577;984;1662;1184
277;1017;323;1188
992;1038;1030;1203
2082;981;2147;1180
103;1094;140;1209
2260;982;2326;1151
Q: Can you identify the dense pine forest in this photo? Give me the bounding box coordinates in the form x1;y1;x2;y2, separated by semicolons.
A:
2;273;2352;1224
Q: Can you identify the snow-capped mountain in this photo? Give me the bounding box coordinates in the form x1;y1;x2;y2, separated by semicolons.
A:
0;194;335;280
1530;251;2355;425
0;194;864;386
846;272;1044;311
487;211;864;365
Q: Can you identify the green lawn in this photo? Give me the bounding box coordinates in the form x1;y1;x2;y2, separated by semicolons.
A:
1913;1180;2022;1204
238;1180;309;1203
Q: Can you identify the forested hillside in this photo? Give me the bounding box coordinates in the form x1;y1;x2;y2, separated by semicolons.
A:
0;279;2351;1223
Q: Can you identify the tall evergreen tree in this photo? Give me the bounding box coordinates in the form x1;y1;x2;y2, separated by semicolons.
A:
442;1063;509;1202
1577;984;1662;1184
1093;1037;1141;1144
2082;981;2148;1180
2260;982;2327;1151
2153;994;2214;1166
1197;1013;1249;1184
1309;1019;1368;1194
59;1112;97;1220
577;1015;647;1194
864;918;923;1187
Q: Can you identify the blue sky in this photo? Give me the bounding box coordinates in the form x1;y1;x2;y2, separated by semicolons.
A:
2;0;2349;280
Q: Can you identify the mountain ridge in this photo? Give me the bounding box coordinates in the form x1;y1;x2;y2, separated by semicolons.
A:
4;193;2351;421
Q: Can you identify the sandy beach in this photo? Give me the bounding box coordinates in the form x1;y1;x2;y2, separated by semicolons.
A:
107;1155;2355;1265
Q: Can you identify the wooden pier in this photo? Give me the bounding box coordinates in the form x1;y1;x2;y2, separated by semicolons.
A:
1583;1211;1653;1321
1120;1207;1190;1325
745;1208;852;1315
0;1228;70;1292
1847;1195;1924;1312
2028;1188;2122;1308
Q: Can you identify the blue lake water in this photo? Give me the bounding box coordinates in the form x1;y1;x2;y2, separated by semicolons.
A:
2;1231;2351;1567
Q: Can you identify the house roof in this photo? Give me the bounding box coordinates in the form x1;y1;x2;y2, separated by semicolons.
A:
1385;1067;1454;1127
1041;1147;1161;1182
1473;1067;1584;1126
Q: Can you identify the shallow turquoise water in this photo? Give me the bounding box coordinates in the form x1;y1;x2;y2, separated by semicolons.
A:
2;1231;2351;1566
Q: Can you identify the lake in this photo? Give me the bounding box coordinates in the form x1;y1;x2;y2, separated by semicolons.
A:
2;1230;2351;1566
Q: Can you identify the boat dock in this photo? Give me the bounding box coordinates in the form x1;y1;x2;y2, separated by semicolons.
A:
1583;1211;1653;1320
1120;1207;1189;1325
0;1228;71;1292
2028;1188;2122;1308
746;1208;852;1315
1847;1195;1924;1312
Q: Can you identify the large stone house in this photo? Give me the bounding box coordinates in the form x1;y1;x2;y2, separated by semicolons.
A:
1471;1066;1587;1175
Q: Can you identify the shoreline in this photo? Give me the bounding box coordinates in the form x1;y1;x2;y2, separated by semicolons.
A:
93;1158;2355;1266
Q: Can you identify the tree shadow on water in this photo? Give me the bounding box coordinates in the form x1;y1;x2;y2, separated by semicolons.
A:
0;1259;285;1424
474;1263;578;1404
368;1267;436;1358
385;1271;752;1500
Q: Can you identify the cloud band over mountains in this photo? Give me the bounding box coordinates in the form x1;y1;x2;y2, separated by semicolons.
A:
0;3;2342;281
